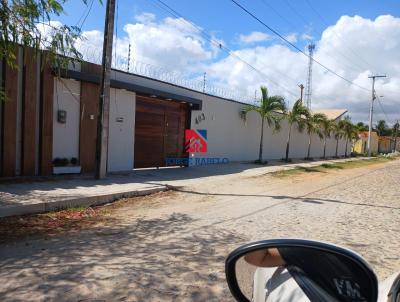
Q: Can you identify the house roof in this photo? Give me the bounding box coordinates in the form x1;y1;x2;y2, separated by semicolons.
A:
379;136;394;141
311;109;348;120
358;131;377;138
61;69;203;110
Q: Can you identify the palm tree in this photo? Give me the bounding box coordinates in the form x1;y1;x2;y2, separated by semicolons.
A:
241;86;286;163
375;120;388;136
341;117;356;157
285;99;309;161
332;120;345;158
319;115;333;159
305;113;326;160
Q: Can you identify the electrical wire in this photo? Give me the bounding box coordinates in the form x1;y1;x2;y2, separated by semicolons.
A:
230;0;370;93
266;0;368;74
76;0;95;30
151;0;300;98
376;96;395;125
304;0;377;73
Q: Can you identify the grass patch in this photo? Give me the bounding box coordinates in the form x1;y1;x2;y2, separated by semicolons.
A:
271;156;397;178
254;160;268;165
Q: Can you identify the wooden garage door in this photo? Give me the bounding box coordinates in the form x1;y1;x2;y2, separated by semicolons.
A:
134;95;188;168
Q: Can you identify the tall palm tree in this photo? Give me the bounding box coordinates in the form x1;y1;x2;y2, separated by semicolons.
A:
319;115;333;159
341;117;356;157
285;99;309;161
241;86;286;163
333;120;345;158
305;113;326;160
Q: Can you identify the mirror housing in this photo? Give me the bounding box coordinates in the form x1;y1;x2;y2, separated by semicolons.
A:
225;239;378;302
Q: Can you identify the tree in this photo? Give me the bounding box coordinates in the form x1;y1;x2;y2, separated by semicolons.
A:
305;113;326;160
341;117;357;157
319;115;333;159
241;86;286;163
356;122;368;132
285;99;309;161
0;1;100;74
375;120;388;136
332;120;345;158
392;121;399;152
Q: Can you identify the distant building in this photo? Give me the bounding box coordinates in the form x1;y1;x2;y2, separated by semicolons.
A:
311;109;348;121
378;136;397;154
353;131;379;155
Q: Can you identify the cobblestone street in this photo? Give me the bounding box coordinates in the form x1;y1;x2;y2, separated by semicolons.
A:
0;159;399;301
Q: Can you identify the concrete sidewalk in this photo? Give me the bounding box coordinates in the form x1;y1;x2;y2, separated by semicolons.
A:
0;157;370;218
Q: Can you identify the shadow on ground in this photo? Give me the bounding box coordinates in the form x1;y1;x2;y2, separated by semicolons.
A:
0;212;245;302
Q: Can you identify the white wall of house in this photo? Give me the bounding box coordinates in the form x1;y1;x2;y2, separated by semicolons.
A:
115;72;351;162
107;88;136;172
189;96;349;162
52;79;81;160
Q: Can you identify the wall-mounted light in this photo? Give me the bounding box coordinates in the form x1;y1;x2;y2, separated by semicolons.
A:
57;110;67;124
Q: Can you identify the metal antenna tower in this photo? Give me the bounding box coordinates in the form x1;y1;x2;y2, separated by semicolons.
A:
305;43;315;109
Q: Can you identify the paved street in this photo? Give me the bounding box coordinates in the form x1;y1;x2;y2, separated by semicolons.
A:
0;159;399;301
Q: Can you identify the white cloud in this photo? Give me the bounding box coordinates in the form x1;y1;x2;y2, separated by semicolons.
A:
301;33;314;41
238;31;270;44
207;15;400;124
76;14;215;76
73;14;400;124
284;33;297;43
134;12;156;24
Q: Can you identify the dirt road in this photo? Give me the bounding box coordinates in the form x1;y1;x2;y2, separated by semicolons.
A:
1;159;399;301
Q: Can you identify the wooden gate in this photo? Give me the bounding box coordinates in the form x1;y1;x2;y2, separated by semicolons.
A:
134;95;188;168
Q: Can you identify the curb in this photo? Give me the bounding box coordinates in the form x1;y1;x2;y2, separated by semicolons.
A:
0;186;168;218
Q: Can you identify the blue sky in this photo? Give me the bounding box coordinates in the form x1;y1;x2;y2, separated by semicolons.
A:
52;0;400;123
57;0;399;50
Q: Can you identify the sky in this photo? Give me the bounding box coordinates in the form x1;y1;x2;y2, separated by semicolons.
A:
51;0;400;125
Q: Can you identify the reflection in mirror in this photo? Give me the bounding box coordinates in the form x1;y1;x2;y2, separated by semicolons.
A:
235;247;374;302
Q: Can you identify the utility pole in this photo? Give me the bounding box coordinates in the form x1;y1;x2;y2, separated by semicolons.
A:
393;120;399;153
95;0;116;179
367;74;386;157
298;84;304;103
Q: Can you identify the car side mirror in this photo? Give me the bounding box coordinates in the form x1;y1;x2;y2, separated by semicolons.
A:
225;239;378;302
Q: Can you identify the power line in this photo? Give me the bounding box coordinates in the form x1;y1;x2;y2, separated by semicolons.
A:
151;0;300;98
271;0;369;74
376;96;394;125
77;0;95;30
230;0;370;93
304;0;377;72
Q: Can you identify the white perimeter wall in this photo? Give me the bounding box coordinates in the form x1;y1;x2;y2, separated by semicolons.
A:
107;88;136;172
53;79;81;160
111;72;351;164
189;96;350;162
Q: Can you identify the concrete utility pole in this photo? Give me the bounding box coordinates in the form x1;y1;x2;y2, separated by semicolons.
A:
393;120;399;153
298;84;304;103
367;74;386;157
95;0;116;179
